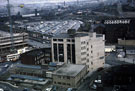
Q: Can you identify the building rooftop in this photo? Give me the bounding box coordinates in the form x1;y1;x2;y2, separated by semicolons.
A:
26;50;43;56
53;64;86;77
0;30;28;38
53;32;89;39
27;39;51;48
16;64;41;70
26;20;82;35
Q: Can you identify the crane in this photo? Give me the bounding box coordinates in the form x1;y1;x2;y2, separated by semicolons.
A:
7;0;14;53
7;0;24;53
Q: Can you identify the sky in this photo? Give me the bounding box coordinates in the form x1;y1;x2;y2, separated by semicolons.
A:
1;0;85;5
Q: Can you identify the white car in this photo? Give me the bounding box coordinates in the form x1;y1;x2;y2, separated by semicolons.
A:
0;88;4;91
94;80;102;84
46;88;52;91
91;84;97;90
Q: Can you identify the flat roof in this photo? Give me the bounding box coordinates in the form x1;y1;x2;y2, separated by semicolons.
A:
0;30;28;38
16;64;41;69
26;20;82;35
10;74;44;81
27;40;51;48
53;64;86;77
53;33;89;39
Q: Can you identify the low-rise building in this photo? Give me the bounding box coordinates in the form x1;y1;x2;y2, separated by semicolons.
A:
20;48;52;65
52;64;87;88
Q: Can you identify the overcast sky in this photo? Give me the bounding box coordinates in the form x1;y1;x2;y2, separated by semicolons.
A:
1;0;85;5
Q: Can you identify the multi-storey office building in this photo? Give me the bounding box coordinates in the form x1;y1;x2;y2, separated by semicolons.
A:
0;30;28;55
51;30;105;71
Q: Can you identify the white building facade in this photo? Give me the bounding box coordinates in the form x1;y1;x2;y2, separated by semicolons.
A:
51;31;105;71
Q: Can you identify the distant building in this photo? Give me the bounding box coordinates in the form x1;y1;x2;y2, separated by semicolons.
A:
0;30;28;56
101;64;135;91
94;18;135;44
9;64;45;78
52;64;87;88
9;62;64;79
26;20;82;43
51;30;105;71
20;48;52;65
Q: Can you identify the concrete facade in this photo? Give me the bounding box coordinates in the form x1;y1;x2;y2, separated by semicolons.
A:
51;31;105;71
52;64;87;88
0;30;28;55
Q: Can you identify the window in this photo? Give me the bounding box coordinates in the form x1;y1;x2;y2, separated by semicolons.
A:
67;39;70;42
91;45;93;48
58;82;61;84
81;46;86;50
63;83;66;85
58;39;63;42
87;59;89;62
67;76;70;79
87;48;89;51
81;41;85;44
81;58;86;61
58;44;64;62
53;43;58;61
53;39;57;41
81;52;86;55
91;51;93;53
72;39;75;42
67;83;70;86
87;54;89;56
91;62;93;65
58;76;61;79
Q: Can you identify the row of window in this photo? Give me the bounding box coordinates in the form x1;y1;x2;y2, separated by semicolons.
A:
16;71;43;77
81;58;86;61
54;81;71;86
53;39;63;42
81;41;86;44
81;46;86;50
53;39;75;42
67;39;75;42
58;76;70;79
99;56;104;59
81;52;86;55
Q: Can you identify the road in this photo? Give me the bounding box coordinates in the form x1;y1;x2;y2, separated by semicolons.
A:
0;81;23;91
105;52;130;66
78;52;132;91
78;70;104;91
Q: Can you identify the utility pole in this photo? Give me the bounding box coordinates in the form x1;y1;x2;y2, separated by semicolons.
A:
7;0;14;53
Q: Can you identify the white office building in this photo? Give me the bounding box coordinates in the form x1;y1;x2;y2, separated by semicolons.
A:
51;30;105;71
